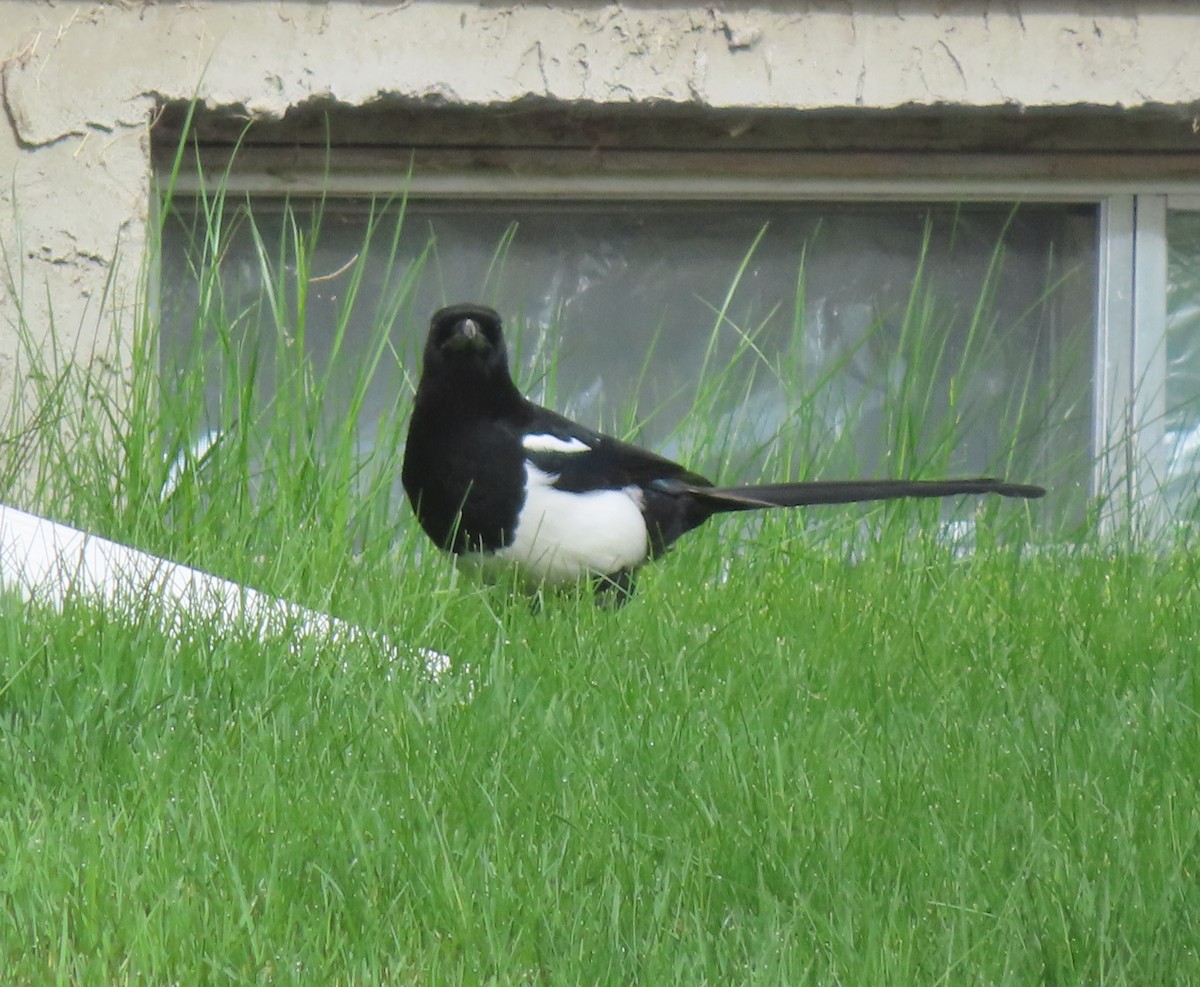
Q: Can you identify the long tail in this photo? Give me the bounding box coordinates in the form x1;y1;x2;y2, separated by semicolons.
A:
682;477;1045;514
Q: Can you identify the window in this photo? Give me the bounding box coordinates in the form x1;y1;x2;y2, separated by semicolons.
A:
1166;205;1200;519
156;138;1198;534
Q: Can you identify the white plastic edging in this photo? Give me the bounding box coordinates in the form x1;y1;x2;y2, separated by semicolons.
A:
0;503;449;677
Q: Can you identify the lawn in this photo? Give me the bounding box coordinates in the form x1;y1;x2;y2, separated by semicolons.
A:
3;514;1198;983
1;186;1197;983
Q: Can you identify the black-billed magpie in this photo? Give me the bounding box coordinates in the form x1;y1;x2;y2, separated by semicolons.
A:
402;303;1045;602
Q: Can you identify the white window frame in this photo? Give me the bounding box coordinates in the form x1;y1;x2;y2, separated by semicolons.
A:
167;152;1196;532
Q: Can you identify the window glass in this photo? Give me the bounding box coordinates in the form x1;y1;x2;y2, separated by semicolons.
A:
1166;210;1200;517
160;198;1095;517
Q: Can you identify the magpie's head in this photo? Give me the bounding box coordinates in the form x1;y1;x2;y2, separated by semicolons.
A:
423;303;510;380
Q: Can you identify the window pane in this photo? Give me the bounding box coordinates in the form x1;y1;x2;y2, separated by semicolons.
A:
1166;210;1200;517
160;198;1095;519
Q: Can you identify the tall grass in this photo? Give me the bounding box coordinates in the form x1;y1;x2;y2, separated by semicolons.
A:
1;173;1196;984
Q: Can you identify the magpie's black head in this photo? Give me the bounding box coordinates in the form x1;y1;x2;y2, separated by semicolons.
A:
424;303;510;379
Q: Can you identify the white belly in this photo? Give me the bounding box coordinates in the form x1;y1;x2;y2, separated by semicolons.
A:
467;463;648;585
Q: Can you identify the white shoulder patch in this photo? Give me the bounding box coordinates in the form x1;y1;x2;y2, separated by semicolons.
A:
522;433;591;455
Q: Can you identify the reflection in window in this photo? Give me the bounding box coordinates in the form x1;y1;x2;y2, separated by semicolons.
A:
160;199;1096;521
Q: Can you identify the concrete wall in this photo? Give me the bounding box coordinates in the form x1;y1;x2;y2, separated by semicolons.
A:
3;1;1200;412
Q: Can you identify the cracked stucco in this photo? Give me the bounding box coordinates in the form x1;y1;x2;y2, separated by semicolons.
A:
3;1;1200;416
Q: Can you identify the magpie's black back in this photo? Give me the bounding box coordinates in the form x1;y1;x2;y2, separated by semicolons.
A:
402;303;1045;602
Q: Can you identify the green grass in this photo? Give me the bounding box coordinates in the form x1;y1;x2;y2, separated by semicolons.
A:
3;532;1200;983
1;178;1197;981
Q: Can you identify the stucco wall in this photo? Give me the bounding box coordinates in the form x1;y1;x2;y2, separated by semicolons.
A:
3;1;1200;415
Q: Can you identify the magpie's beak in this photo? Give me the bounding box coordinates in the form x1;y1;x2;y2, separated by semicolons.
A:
444;317;490;353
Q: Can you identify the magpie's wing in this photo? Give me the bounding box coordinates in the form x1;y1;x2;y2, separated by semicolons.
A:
513;406;711;493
